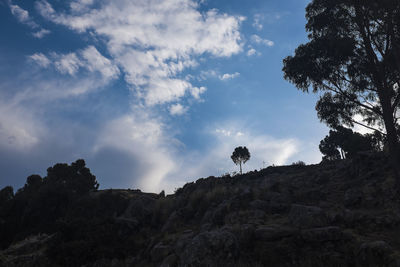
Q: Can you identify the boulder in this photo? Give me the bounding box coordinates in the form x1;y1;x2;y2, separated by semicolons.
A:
344;189;363;208
356;241;393;266
151;242;171;262
300;226;345;242
289;204;328;228
255;225;297;241
176;229;238;266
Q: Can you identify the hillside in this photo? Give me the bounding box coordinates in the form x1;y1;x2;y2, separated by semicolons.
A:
1;152;400;266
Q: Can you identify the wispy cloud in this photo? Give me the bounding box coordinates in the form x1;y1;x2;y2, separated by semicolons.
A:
28;53;51;67
252;13;263;30
8;1;50;38
9;3;39;28
169;103;188;116
219;72;240;80
30;46;120;81
32;28;51;38
251;34;274;47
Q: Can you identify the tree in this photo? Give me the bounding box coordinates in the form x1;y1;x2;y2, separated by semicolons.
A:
231;146;250;174
46;159;99;194
282;0;400;178
319;126;378;161
0;186;13;204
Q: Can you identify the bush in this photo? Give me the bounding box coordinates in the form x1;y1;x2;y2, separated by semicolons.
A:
291;161;306;166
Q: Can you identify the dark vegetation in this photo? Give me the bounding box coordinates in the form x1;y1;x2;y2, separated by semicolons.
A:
1;153;400;266
283;0;400;179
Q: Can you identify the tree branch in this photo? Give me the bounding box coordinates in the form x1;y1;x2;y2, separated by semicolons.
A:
321;81;382;116
350;118;387;135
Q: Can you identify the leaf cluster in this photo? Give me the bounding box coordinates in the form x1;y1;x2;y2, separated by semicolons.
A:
231;146;251;166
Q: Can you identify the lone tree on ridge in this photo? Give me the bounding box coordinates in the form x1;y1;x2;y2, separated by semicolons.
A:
231;146;250;174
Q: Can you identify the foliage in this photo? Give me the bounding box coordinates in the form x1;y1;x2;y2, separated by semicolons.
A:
231;146;251;174
0;186;13;204
282;0;400;175
0;159;99;249
291;161;306;166
319;126;380;161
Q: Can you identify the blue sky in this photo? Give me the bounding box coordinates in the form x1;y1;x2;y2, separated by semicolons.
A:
0;0;329;193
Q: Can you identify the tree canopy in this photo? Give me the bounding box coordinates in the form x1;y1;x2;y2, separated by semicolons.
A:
283;0;400;176
0;159;99;250
231;146;250;174
319;126;380;161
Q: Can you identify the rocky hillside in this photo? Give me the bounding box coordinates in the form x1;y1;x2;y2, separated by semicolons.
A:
1;152;400;266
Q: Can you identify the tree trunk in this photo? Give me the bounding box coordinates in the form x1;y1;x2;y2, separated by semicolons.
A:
353;3;400;181
239;161;242;175
381;99;400;181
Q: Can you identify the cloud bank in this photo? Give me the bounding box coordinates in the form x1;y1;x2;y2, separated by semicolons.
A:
36;0;244;106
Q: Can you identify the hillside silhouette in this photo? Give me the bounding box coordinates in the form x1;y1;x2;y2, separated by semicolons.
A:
1;153;400;266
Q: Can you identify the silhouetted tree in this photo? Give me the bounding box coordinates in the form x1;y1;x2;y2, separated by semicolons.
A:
231;146;250;174
0;186;13;204
319;126;377;161
283;0;400;179
46;159;99;194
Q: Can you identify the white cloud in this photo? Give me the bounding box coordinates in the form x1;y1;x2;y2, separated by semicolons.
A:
32;28;51;38
169;103;188;116
36;0;243;106
197;69;218;81
9;2;51;37
247;48;257;56
54;52;82;75
31;46;120;81
190;86;206;99
251;34;274;47
0;100;43;151
252;14;263;30
29;53;51;67
9;4;39;28
94;113;176;192
70;0;94;12
219;72;240;80
81;46;120;80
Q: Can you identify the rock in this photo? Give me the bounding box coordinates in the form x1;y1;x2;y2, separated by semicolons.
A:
356;241;393;266
176;229;238;266
267;203;290;214
344;189;363;207
151;242;171;262
160;254;178;267
225;209;266;225
233;224;256;249
0;234;53;267
250;200;269;210
201;200;230;226
162;211;182;233
255;225;297;241
300;226;345;242
289;204;328;228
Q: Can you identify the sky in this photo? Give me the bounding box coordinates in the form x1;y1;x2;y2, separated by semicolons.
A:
0;0;329;193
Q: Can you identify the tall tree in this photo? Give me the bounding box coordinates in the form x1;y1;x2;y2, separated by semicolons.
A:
282;0;400;178
231;146;250;174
